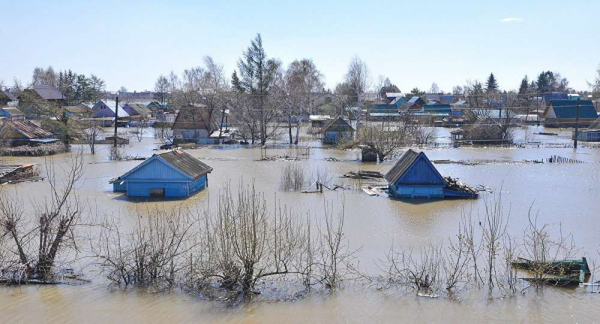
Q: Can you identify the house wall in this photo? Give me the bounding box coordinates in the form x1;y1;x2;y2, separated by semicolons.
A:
173;129;210;142
93;103;115;118
126;181;189;198
189;174;208;195
388;183;445;198
323;131;353;144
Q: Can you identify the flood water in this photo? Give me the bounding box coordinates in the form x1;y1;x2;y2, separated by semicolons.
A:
1;126;600;323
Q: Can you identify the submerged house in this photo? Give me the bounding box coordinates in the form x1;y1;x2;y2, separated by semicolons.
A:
123;103;152;119
110;150;213;198
0;120;57;146
385;150;478;199
172;104;218;144
92;100;130;118
322;116;354;144
543;99;598;127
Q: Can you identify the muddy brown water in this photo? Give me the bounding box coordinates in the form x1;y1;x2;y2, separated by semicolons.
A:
1;127;600;323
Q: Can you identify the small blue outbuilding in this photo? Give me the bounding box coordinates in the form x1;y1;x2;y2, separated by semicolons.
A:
385;149;478;199
110;150;213;198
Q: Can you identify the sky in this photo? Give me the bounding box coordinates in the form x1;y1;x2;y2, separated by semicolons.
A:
1;0;599;93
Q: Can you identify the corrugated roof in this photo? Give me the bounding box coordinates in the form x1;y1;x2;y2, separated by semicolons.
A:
32;84;64;100
0;120;54;139
384;149;420;184
158;150;213;179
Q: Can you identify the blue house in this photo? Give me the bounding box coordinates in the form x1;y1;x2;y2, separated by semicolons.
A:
110;150;213;198
322;117;354;144
385;150;477;199
543;99;598;127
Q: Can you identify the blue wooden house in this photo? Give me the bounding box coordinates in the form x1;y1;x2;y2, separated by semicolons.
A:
322;117;354;144
385;150;477;199
543;99;598;127
110;150;213;198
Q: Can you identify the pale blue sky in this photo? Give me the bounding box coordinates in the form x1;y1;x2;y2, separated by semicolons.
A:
1;0;599;92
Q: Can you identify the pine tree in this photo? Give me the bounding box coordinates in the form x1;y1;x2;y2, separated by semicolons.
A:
518;76;529;95
485;73;499;93
231;71;243;93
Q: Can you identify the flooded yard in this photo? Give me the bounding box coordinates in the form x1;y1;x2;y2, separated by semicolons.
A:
1;126;600;323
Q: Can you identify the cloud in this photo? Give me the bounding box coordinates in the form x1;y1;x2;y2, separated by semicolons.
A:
501;17;524;23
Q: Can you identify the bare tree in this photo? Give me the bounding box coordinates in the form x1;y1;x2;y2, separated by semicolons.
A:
282;59;324;144
0;151;84;282
83;119;102;154
344;56;370;115
154;75;170;106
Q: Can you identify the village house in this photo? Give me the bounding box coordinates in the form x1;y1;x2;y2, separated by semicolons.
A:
385;149;478;199
172;104;218;144
0;120;57;146
543;99;598;127
110;150;213;198
92;100;129;118
1;107;25;120
91;100;130;126
462;115;510;145
122;103;152;119
322;116;354;144
17;84;65;116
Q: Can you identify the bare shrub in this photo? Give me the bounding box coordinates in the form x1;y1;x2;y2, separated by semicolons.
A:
93;208;198;288
520;209;578;290
279;163;306;191
314;199;356;290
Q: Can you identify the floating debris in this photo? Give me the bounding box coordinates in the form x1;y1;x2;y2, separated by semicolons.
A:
342;171;384;180
361;185;388;197
257;155;300;162
443;176;483;197
0;164;42;184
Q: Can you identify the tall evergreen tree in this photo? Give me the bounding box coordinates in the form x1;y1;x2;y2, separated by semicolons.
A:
485;73;499;93
518;76;529;95
234;34;281;145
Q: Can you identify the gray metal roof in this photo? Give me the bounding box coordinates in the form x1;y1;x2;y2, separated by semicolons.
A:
32;84;64;100
384;149;420;184
158;150;213;179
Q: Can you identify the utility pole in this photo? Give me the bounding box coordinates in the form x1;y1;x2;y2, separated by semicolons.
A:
218;107;226;139
114;96;119;147
574;97;580;149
